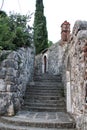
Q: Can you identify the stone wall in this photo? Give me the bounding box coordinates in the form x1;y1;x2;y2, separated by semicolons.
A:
62;20;87;129
35;54;42;75
35;41;67;75
0;47;35;116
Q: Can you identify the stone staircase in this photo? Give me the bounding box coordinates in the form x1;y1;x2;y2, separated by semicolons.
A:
0;74;76;130
22;74;66;112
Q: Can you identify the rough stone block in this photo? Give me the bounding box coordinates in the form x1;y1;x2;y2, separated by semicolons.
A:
0;79;6;91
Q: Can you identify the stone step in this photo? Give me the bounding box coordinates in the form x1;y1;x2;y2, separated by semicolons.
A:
34;79;62;82
25;92;64;96
25;89;64;93
26;87;64;90
22;106;66;112
34;74;61;76
0;122;76;130
24;92;64;97
29;82;63;87
34;74;61;78
23;106;66;112
26;87;64;91
34;76;62;80
27;87;64;91
26;89;64;93
24;102;66;107
26;89;63;93
0;122;59;130
24;99;65;104
24;95;64;100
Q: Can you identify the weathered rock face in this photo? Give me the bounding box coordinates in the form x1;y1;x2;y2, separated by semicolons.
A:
62;20;87;129
0;47;35;116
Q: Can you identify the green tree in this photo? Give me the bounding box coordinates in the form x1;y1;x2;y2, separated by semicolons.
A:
34;0;48;54
0;12;32;50
0;10;7;17
9;13;33;48
48;40;53;47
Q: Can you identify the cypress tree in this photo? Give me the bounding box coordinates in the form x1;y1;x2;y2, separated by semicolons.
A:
34;0;48;54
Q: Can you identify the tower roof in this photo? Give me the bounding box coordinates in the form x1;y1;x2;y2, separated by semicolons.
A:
61;20;70;27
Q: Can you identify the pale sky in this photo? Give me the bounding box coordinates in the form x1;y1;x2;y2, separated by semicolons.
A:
0;0;87;43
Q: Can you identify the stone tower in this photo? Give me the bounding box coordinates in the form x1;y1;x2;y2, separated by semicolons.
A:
61;20;70;41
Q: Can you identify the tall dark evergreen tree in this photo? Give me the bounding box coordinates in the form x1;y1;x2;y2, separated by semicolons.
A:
34;0;48;54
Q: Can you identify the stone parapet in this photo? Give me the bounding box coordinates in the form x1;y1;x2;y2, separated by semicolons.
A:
0;47;35;116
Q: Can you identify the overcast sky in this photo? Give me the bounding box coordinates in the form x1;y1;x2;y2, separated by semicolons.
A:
0;0;87;43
